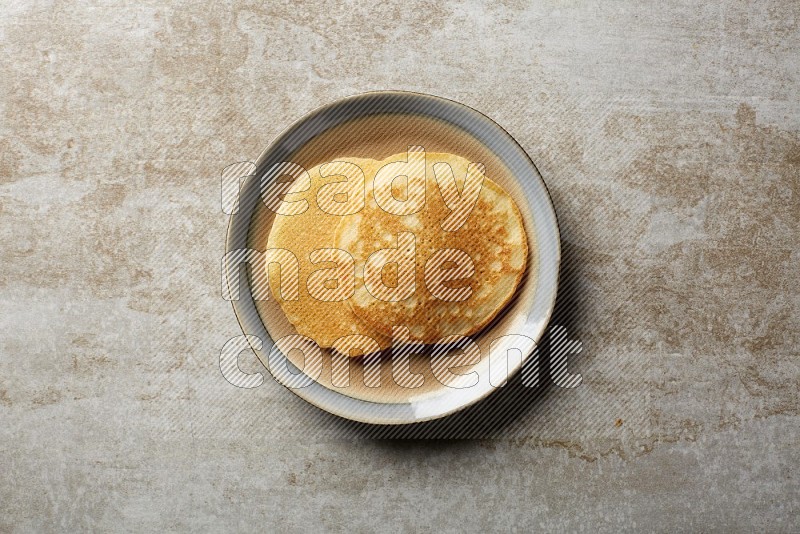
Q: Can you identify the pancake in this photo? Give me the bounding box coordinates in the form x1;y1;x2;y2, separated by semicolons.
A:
266;157;390;351
335;151;529;344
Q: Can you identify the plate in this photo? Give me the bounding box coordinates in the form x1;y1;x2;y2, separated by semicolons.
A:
225;91;560;424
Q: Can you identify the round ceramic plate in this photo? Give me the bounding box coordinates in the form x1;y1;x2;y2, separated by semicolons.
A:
226;91;560;425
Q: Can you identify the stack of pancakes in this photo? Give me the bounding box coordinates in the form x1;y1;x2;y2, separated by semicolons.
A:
266;152;528;356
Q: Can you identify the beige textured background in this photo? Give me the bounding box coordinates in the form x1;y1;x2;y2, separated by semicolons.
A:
1;0;798;531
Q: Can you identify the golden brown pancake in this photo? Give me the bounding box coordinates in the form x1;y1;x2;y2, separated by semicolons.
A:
335;152;528;344
266;157;391;351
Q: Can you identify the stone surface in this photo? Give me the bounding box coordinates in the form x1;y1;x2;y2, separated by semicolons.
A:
0;0;798;531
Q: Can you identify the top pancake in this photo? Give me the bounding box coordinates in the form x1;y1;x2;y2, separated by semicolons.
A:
335;151;528;344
